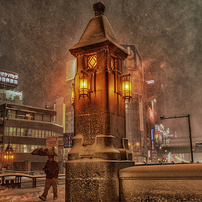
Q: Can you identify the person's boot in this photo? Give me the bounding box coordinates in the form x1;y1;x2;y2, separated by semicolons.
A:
53;196;58;200
39;195;46;201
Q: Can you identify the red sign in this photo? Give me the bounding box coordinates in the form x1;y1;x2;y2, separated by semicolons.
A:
149;108;154;122
0;69;18;87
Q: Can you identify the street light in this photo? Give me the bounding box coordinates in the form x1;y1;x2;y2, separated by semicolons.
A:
4;142;14;169
121;74;132;99
160;114;193;163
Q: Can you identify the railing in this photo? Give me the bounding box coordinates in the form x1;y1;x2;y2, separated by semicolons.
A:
0;173;65;189
134;161;202;167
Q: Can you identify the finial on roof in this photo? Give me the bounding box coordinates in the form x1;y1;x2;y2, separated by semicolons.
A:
93;1;105;16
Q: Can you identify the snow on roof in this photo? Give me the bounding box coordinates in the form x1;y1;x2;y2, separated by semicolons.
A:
70;6;127;58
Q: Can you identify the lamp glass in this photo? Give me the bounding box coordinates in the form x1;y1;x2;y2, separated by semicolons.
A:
122;79;132;98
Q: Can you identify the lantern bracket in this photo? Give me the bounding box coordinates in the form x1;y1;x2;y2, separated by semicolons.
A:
81;69;96;75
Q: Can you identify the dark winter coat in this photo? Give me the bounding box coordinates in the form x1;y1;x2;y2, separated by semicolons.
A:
43;160;59;179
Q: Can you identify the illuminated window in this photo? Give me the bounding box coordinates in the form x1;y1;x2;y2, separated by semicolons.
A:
17;128;21;136
45;131;49;137
9;127;13;136
31;145;35;151
38;130;41;138
36;130;39;138
87;54;97;69
32;129;35;137
27;129;32;136
42;130;45;138
23;145;27;153
26;113;33;120
21;128;24;136
16;111;26;119
8;110;16;119
13;127;16;136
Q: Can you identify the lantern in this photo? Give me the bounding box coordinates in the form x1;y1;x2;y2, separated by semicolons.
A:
79;78;89;97
71;84;75;105
122;75;132;99
4;142;14;169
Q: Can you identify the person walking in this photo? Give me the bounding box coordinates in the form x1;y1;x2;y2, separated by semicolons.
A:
39;155;59;201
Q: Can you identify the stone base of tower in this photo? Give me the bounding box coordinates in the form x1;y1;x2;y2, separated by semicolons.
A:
65;159;134;202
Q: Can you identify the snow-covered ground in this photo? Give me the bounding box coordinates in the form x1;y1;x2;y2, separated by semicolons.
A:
0;184;65;202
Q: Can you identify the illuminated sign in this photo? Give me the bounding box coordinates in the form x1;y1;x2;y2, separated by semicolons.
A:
149;107;154;122
121;44;141;73
147;80;154;84
46;136;58;147
167;134;173;137
155;124;160;135
63;133;74;148
0;70;18;87
5;90;23;101
151;128;155;159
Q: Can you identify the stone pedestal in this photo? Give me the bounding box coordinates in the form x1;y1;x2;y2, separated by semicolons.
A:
66;134;134;201
66;159;134;202
119;164;202;201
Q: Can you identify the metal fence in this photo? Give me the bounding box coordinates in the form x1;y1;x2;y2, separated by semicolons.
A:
0;173;65;189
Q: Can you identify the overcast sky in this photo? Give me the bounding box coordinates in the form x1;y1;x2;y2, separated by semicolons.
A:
0;0;202;141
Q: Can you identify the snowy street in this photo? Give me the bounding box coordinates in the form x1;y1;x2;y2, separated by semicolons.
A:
0;184;65;202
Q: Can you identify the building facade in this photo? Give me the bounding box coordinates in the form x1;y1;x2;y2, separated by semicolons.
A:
120;44;148;163
0;103;63;172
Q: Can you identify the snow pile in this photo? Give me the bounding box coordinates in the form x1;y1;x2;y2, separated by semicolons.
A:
0;185;65;202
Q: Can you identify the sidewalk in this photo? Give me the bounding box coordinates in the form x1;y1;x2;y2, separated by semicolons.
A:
0;184;65;202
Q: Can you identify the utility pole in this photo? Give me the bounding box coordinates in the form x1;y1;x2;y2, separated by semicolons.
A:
160;114;194;163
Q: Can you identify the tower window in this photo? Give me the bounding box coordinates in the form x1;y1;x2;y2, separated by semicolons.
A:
87;54;97;69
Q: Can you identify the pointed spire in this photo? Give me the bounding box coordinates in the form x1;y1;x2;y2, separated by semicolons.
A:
93;1;105;16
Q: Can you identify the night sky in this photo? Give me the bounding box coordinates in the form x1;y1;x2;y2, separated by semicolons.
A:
0;0;202;141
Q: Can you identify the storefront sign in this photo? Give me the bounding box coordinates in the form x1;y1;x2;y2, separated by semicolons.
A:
46;136;58;147
0;70;18;87
147;80;154;84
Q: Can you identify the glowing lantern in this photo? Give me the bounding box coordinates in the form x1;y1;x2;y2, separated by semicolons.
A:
79;78;89;97
4;142;14;169
71;84;75;105
122;75;132;99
